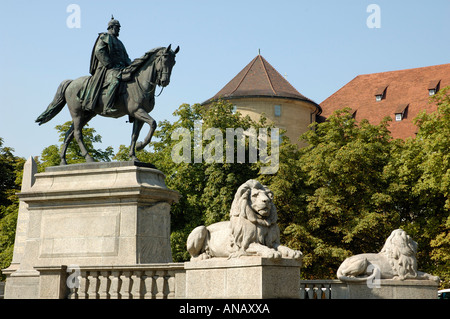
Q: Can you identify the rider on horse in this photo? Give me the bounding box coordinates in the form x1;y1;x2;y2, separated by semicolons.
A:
78;16;132;115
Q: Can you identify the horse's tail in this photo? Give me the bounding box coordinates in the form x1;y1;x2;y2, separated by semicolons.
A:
36;79;72;125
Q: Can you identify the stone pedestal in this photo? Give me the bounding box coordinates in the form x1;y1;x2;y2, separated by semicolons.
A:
332;279;439;299
3;161;179;299
184;257;302;299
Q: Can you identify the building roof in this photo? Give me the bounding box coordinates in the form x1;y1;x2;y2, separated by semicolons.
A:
203;55;321;113
320;63;450;139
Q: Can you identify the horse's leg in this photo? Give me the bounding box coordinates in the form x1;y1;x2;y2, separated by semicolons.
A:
129;119;144;161
132;108;157;151
72;112;96;163
65;76;97;163
60;123;74;165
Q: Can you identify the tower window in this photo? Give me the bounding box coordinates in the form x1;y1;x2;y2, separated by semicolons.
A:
274;105;281;117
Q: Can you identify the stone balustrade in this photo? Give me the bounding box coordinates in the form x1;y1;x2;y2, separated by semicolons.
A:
299;280;337;299
34;265;439;299
36;264;186;299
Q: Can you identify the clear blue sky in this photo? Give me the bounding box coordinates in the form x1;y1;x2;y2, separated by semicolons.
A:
2;0;450;159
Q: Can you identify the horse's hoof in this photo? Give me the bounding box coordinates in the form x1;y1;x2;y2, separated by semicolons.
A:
60;160;67;166
130;156;141;162
85;155;95;163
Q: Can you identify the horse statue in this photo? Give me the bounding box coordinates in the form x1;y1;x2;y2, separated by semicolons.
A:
36;45;179;165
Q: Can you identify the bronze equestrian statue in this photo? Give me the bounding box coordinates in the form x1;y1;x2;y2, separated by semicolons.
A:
36;17;179;164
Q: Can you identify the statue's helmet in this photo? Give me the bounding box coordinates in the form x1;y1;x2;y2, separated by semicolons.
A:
108;15;121;29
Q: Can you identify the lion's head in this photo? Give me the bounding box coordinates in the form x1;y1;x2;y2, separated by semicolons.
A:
380;229;418;279
230;179;277;227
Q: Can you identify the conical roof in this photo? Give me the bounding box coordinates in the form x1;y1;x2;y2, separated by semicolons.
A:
203;54;320;112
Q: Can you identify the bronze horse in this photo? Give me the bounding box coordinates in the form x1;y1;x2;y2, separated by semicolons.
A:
36;45;179;164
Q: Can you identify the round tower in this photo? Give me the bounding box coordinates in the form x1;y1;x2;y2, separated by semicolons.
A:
202;54;321;146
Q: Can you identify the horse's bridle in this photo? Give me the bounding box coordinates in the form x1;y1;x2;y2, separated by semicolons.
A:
153;51;173;97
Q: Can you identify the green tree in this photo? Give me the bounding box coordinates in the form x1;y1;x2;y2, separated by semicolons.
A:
274;108;399;279
38;121;114;170
0;138;25;279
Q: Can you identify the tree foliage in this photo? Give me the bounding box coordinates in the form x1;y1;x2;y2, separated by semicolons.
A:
37;121;114;170
0;139;24;279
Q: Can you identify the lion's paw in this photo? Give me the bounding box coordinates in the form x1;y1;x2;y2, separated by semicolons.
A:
190;253;211;261
263;249;282;259
228;250;250;259
277;246;303;260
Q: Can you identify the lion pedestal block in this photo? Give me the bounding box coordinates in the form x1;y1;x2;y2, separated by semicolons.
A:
3;161;179;299
184;257;302;299
332;279;439;299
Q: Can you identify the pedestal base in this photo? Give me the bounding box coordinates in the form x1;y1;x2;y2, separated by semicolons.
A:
4;161;179;299
184;257;302;299
332;279;439;299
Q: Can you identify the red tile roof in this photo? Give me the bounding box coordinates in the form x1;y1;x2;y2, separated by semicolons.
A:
320;63;450;139
203;55;321;113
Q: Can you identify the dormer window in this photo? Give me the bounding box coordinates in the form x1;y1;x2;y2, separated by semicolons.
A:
428;80;440;96
375;86;388;101
394;104;409;121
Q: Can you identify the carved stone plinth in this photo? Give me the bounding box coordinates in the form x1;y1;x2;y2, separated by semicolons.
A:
184;257;302;299
3;161;179;299
332;279;439;299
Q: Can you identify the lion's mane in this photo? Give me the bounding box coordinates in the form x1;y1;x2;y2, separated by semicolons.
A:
229;180;278;250
379;229;418;280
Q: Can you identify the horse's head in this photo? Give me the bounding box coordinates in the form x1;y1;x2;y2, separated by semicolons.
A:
155;44;180;87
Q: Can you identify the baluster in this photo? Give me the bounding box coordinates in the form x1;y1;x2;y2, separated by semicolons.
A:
299;283;306;299
314;286;321;299
166;272;175;299
324;284;331;299
120;271;132;299
87;271;99;299
154;270;166;299
77;270;88;299
66;267;80;299
143;270;155;299
317;285;324;299
109;270;121;299
98;271;110;299
67;287;77;299
131;271;143;299
307;285;314;299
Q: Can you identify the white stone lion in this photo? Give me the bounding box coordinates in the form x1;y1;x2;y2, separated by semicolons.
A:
186;179;302;260
337;229;439;282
